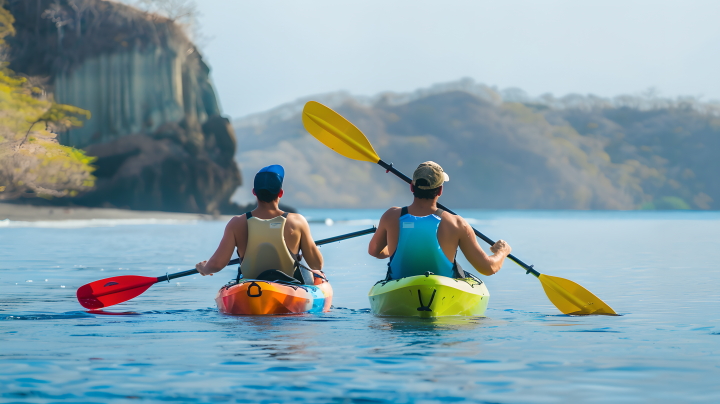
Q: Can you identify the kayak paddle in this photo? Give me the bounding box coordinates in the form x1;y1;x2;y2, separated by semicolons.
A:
302;101;616;315
76;226;377;310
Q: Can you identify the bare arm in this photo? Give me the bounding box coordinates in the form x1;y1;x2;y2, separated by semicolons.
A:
457;218;511;276
368;208;396;259
297;216;323;271
196;216;246;276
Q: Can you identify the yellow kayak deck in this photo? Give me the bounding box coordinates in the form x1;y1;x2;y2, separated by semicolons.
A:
368;274;489;317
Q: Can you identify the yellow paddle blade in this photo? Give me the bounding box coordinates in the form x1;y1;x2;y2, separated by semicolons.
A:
302;101;380;163
538;274;617;315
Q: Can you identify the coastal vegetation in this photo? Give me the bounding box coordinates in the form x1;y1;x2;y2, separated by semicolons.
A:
0;0;93;200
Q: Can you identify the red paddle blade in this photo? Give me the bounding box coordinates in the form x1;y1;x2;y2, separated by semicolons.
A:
76;275;158;309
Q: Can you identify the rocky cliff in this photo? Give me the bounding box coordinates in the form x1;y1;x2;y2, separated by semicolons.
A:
5;0;241;214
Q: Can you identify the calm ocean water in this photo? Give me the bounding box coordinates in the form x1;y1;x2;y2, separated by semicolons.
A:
1;209;719;403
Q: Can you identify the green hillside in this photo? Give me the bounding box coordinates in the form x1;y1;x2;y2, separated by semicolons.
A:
233;82;720;210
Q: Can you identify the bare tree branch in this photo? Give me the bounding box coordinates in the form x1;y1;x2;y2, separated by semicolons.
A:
133;0;206;45
68;0;93;37
41;1;73;47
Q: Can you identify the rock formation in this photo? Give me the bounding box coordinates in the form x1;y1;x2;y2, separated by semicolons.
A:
5;0;241;214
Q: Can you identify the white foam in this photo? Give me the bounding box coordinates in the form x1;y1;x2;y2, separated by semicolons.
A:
0;218;197;229
310;217;490;229
464;218;492;225
335;219;378;226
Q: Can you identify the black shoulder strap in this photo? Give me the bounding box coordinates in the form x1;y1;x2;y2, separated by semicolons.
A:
435;208;444;217
238;212;252;281
235;248;244;283
389;207;409;281
294;264;316;285
384;250;396;282
278;211;299;282
451;251;466;279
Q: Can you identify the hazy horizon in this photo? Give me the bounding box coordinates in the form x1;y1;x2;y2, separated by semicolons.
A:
178;0;720;119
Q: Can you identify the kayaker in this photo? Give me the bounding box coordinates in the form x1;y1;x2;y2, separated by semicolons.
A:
195;165;323;283
368;161;511;279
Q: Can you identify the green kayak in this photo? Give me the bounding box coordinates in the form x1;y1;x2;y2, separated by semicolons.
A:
368;274;489;317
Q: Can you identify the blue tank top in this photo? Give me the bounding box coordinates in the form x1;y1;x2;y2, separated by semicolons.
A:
388;207;455;279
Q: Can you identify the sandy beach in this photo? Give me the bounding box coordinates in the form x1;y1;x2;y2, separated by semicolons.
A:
0;203;233;222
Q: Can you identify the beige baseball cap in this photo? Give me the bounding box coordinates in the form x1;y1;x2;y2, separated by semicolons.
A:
412;161;449;190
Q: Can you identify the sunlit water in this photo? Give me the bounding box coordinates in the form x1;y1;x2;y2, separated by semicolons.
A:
1;209;719;403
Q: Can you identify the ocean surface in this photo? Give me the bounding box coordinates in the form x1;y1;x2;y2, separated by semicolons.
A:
1;209;719;403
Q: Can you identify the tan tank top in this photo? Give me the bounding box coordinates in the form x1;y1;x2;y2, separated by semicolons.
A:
239;212;298;279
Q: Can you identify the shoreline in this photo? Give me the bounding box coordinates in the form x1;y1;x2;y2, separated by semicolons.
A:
0;203;234;222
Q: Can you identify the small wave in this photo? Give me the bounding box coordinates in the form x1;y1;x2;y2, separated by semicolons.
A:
0;218;197;229
337;219;377;226
88;310;141;316
309;218;378;226
142;308;217;315
1;311;96;321
464;218;492;225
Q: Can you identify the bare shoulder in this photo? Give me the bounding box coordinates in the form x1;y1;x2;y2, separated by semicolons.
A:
228;215;247;227
227;214;247;229
381;206;402;222
441;212;469;231
285;212;309;228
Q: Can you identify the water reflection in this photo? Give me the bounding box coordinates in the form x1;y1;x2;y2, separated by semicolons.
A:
87;310;140;316
214;315;323;363
369;315;489;332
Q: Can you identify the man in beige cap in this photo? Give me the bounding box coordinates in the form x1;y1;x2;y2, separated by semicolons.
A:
368;161;511;279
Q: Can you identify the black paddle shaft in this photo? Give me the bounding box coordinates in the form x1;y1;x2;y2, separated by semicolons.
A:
377;159;541;277
315;226;377;246
158;269;198;283
155;226;378;284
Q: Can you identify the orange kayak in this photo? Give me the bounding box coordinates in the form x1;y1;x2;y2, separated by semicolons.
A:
215;271;333;315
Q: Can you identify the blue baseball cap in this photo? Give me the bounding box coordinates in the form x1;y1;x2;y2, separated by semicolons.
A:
254;164;285;194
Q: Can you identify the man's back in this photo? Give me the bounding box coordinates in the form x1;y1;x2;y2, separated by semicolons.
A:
378;205;467;264
368;161;511;278
230;210;312;259
195;164;323;278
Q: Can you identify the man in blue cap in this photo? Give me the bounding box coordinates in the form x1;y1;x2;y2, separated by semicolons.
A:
195;165;323;282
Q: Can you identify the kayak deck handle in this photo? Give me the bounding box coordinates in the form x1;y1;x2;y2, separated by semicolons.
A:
417;289;437;312
247;282;262;298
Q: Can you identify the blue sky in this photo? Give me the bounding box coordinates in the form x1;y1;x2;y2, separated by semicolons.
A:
183;0;719;119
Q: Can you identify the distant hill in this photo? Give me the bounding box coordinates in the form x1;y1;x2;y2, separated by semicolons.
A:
232;79;720;210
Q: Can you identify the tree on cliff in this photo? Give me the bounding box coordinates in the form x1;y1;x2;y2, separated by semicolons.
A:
0;1;94;200
134;0;204;45
41;0;73;48
68;0;93;38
